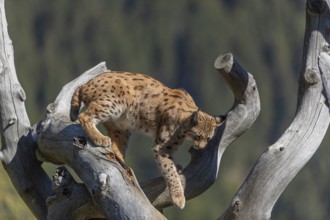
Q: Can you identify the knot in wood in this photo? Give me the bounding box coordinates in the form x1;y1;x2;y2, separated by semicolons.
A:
8;117;16;125
307;0;326;14
322;44;330;54
233;199;241;214
98;173;108;191
304;69;320;85
73;136;88;148
92;173;108;194
18;87;26;101
14;84;26;101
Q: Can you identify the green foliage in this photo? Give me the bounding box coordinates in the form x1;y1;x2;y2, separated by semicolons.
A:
1;0;328;219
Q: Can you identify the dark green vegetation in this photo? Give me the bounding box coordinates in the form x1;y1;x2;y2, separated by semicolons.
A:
1;0;328;219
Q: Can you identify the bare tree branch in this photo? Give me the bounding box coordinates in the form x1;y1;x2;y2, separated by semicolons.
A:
0;0;51;218
218;0;330;219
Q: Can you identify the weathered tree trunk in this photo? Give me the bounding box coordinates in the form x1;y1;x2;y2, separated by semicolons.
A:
0;0;52;219
218;0;330;219
0;0;327;219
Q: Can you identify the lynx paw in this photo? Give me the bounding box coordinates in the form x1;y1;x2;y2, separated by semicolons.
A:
171;192;186;209
93;136;112;148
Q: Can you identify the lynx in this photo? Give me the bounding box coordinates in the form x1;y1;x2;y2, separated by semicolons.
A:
70;71;222;209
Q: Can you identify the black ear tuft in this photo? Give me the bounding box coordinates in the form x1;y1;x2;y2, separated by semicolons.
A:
190;111;199;127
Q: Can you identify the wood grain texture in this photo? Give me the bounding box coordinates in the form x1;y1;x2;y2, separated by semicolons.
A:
218;0;330;219
0;0;51;218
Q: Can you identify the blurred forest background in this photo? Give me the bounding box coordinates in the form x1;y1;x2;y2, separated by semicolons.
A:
0;0;328;219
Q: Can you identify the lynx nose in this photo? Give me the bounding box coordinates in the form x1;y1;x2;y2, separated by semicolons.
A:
195;140;209;150
192;141;207;150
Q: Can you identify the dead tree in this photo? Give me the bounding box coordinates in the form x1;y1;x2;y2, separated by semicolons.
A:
0;0;329;219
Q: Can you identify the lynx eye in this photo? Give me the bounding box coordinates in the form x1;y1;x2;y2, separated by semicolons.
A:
195;135;202;140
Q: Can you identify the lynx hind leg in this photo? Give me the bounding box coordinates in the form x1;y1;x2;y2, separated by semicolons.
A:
154;144;185;209
78;107;111;147
103;121;130;162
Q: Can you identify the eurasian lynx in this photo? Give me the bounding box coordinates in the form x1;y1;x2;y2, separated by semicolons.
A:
70;71;221;209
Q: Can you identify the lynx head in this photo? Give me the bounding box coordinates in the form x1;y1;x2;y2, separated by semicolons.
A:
185;110;222;149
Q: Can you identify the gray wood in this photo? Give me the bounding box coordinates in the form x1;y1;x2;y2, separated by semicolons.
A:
0;0;328;219
0;0;51;219
46;166;104;220
218;0;330;219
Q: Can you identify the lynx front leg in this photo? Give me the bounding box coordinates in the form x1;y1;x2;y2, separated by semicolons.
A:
154;145;185;209
78;110;111;147
154;126;186;209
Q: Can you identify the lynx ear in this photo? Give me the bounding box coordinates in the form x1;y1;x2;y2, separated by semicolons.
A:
214;115;226;125
190;110;199;127
215;116;222;124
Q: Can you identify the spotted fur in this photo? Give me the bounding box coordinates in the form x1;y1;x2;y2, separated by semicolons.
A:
70;71;222;209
